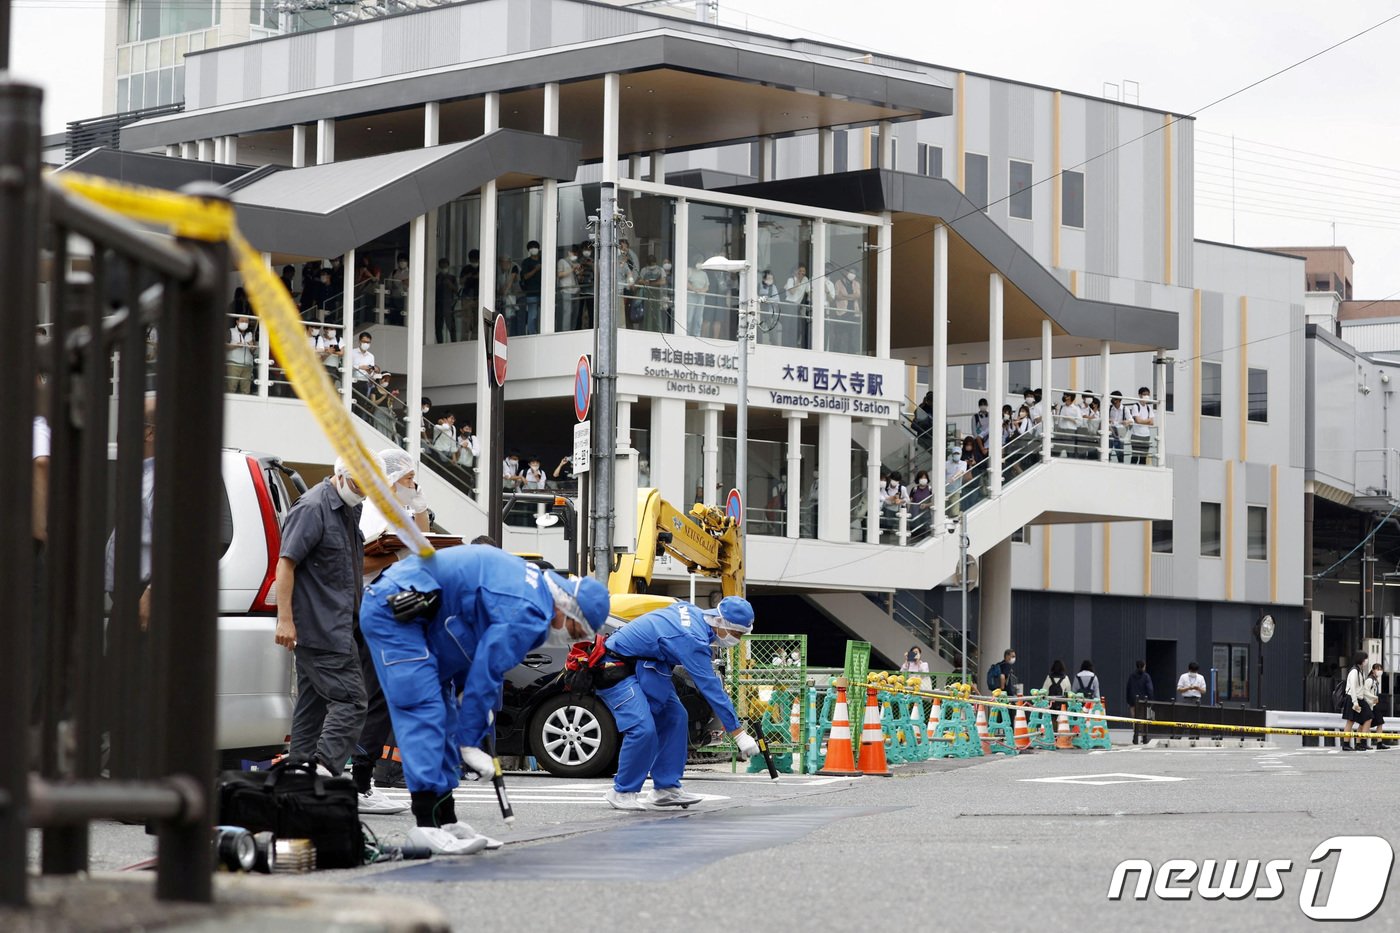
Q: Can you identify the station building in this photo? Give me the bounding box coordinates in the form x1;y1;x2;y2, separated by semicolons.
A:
94;0;1311;706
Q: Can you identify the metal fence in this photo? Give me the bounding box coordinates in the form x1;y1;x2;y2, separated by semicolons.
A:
720;635;808;770
0;80;228;905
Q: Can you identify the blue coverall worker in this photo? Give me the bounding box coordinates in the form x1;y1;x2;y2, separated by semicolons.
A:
360;545;610;854
598;596;761;811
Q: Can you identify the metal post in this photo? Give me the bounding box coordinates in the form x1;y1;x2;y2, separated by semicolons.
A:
959;514;969;683
488;341;504;544
736;268;749;566
0;77;42;908
152;183;228;902
931;224;948;530
591;73;620;583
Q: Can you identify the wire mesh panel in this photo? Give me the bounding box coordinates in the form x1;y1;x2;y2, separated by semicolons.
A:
722;635;807;772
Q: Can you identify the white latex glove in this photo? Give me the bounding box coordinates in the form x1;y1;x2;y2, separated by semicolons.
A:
460;745;495;780
735;733;760;762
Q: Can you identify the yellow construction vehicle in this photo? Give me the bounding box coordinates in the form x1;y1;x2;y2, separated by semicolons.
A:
608;488;744;608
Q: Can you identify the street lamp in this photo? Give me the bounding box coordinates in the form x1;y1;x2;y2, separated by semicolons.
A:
700;255;750;587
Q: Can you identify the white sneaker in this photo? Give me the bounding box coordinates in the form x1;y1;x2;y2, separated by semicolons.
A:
358;788;408;815
315;763;334;777
407;826;488;855
440;821;497;849
605;789;647;811
644;787;703;809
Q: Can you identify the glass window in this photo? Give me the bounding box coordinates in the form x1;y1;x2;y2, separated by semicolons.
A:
555;183;596;333
116;77;129;114
188;31;204;52
117;46;131;75
1213;643;1249;702
496;187;543;336
174;65;185;103
1200;502;1221;558
962;363;987;392
158;67;173;106
1152;519;1173;554
918;143;943;178
619;190;675;334
175;34;188;59
1248;368;1267;422
833;129;848;173
964;153;989;212
1201;360;1222;418
1009;160;1033;219
1011;526;1028;544
686;202;746;340
1247;506;1267;560
144;72;158;111
129;73;144;110
1008;361;1032;395
160;37;174;67
1062;169;1085;228
435;193;481;343
824;221;871;355
1165;365;1174;412
146;42;160;71
756;211;813;349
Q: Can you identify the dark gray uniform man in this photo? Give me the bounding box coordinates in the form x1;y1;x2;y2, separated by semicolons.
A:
274;455;384;773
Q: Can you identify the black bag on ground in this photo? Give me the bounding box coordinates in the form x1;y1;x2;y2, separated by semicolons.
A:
217;760;363;868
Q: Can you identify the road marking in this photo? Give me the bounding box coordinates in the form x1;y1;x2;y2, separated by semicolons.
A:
1020;772;1186;786
378;786;731;805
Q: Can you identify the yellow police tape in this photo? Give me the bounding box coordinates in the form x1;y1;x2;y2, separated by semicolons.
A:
857;680;1400;743
53;172;434;558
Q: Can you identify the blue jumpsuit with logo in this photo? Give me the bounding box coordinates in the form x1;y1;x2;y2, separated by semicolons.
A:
599;601;741;793
359;546;554;795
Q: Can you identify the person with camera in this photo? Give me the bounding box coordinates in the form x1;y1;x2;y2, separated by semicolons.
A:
359;546;610;853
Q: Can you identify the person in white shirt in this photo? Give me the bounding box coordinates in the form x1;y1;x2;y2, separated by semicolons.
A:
879;471;909;534
351;332;376;383
1073;660;1101;700
1107;391;1127;463
226;315;257;394
1360;662;1389;750
971;399;990;443
1129;385;1155;465
783;264;812;348
1054;392;1082;458
944;449;965;521
557;247;579;331
899;647;931;693
1342;652;1373;751
522;456;548;491
1176;661;1207;701
502;451;524;490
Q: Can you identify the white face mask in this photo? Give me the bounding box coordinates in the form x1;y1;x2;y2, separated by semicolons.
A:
543;623;577;649
334;476;365;508
847;272;856;280
308;328;320;337
422;406;429;414
662;262;672;271
528;248;540;256
237;322;249;332
1008;656;1017;666
583;250;592;257
393;484;417;507
918;478;929;487
567;253;577;261
979;405;988;412
714;629;741;648
360;341;371;351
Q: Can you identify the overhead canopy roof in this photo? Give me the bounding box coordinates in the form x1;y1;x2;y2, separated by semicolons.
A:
231;128;580;258
726;170;1180;360
122;31;952;157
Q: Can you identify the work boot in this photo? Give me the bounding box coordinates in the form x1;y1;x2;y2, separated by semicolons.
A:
1341;741;1354;751
407;826;487;855
645;787;704;809
358;787;408;815
605;789;647;811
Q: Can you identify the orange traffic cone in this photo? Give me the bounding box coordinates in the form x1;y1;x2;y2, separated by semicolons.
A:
1013;706;1031;751
857;687;893;776
926;695;942;742
789;699;801;743
1055;712;1072;749
818;684;860;776
975;704;991;756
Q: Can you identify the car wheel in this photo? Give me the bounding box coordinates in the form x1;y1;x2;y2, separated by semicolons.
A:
529;693;618;778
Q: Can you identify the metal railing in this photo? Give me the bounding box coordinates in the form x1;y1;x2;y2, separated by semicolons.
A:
2;82;227;905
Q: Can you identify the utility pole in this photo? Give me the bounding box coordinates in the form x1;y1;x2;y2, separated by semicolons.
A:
959;514;969;683
589;189;629;582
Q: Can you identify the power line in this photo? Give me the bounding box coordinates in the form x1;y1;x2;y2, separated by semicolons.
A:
1198;128;1400;180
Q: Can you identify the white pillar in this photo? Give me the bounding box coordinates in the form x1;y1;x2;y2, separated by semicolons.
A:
406;215;428;463
988;272;1004;496
165;144;179;158
341;249;355;409
785;411;804;539
258;251;273;399
424;101;440;147
475;94;500;506
878;120;894;169
866;422;882;544
876;212;892;358
1099;340;1111;461
292;124;307;168
811;219;827;351
818;128;835;175
212;137;224;163
180;141;196;160
982;539;1013;662
652;397;687;505
701;402;721;505
197;138;214;161
1040;318;1053;463
673;197;688;336
818;413;852;541
602;74;620;183
759;137;776;181
650;149;666;183
627;154;642;181
221;135;238;164
541;82;560;335
931;223;948;532
316;118;335;164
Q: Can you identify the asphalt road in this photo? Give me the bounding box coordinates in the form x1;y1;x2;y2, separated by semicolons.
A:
32;739;1400;931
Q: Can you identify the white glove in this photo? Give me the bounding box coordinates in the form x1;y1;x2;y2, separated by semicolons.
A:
735;733;760;762
460;745;495;780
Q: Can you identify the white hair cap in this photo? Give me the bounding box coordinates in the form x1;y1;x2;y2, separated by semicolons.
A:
333;452;387;480
379;448;416;485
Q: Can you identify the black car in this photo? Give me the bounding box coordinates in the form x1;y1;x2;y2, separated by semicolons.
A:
494;628;725;778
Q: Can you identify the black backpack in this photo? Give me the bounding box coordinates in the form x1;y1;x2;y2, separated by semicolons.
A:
1332;678;1348;713
1076;672;1098;699
986;663;1002;691
1046;674;1067;698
